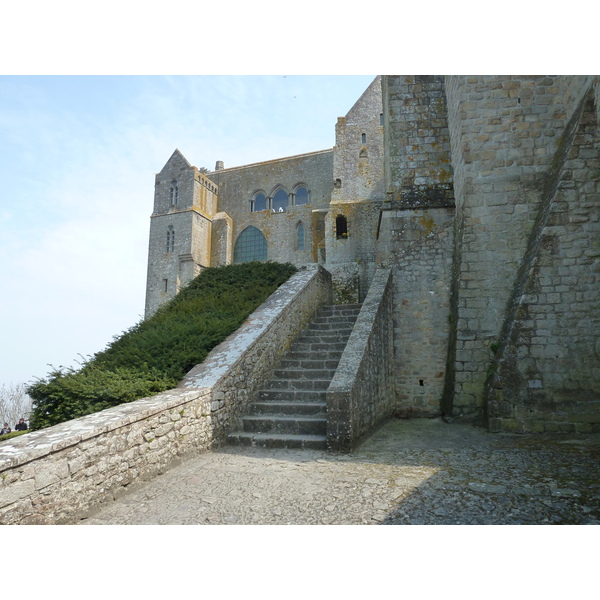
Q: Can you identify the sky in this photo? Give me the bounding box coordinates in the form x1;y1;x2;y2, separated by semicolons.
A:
0;74;379;388
1;2;592;391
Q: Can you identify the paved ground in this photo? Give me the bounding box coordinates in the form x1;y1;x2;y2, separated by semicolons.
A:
80;418;600;525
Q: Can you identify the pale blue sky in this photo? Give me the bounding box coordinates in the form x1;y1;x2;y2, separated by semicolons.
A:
0;75;376;386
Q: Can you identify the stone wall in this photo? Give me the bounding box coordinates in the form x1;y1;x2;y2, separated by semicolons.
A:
207;150;334;267
380;213;454;417
443;75;599;426
485;87;600;432
0;388;213;524
0;266;332;524
327;268;394;451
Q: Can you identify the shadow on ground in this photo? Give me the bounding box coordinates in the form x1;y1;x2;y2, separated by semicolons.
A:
80;418;600;525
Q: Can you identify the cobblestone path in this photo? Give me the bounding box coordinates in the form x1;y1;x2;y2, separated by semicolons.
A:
80;418;600;525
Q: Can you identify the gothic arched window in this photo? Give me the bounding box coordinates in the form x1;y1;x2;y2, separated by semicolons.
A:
233;226;267;263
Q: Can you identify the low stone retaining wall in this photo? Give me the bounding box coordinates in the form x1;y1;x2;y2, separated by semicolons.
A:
327;268;395;451
0;265;332;524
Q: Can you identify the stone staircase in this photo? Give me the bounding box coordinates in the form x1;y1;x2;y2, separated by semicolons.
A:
226;303;362;450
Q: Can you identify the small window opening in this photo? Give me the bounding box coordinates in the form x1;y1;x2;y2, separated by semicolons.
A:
361;133;367;144
163;278;168;293
170;181;178;205
297;222;305;251
336;215;348;239
380;113;384;126
334;178;342;189
419;379;424;387
166;225;175;252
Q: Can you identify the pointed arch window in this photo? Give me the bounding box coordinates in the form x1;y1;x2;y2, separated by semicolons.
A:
166;225;175;252
234;226;267;263
297;222;305;251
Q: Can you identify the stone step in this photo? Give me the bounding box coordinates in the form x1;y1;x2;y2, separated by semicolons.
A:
278;358;340;370
290;342;348;353
293;333;352;345
312;315;359;324
226;432;327;450
284;349;344;360
264;378;332;391
273;368;337;380
257;389;327;402
248;400;327;416
241;415;327;436
305;322;356;332
227;303;362;451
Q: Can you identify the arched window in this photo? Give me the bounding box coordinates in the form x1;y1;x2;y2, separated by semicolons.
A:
294;186;309;206
166;225;175;252
234;226;267;263
297;222;305;251
361;133;367;144
251;192;267;212
272;188;289;212
170;181;178;205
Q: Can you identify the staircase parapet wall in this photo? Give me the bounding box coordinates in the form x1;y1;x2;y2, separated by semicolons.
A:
0;265;332;524
180;264;333;442
327;268;394;452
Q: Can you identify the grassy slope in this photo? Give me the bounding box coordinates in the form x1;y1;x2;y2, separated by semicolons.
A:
27;262;297;430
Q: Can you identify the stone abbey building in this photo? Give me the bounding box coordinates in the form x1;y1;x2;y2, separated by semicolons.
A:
145;75;600;434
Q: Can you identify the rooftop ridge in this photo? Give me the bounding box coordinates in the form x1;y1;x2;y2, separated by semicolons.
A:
208;148;333;175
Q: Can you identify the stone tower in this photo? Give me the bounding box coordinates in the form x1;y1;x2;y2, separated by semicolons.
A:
144;149;219;317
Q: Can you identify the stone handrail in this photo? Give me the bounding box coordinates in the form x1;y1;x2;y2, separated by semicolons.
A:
326;268;394;452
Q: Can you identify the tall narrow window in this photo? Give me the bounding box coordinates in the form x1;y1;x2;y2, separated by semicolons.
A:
336;215;348;239
170;181;178;205
297;222;305;251
361;133;367;144
166;225;175;252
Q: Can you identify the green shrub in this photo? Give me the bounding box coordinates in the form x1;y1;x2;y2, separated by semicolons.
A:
28;262;297;430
